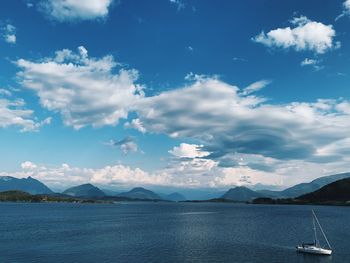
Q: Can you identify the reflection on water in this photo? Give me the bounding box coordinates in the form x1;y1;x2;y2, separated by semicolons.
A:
0;202;349;263
178;211;217;215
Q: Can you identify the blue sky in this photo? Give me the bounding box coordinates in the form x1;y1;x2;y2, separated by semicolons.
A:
1;0;350;191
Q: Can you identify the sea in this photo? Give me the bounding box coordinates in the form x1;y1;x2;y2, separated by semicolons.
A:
0;202;349;263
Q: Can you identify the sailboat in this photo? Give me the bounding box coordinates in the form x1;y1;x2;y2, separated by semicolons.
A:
296;210;332;255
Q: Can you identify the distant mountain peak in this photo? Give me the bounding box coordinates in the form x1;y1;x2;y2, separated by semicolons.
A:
162;192;186;201
221;186;262;201
117;187;161;200
0;176;53;195
62;183;105;197
130;187;147;191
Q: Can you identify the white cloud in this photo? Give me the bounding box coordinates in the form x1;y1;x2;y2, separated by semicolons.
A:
169;0;185;11
2;24;16;44
0;98;50;132
120;141;138;155
336;0;350;20
105;137;139;155
212;166;281;187
336;101;350;114
21;161;37;170
344;0;350;11
233;57;247;62
133;76;350;172
300;58;323;71
6;154;350;190
38;0;114;22
242;79;271;95
169;143;210;158
91;165;170;187
5;34;16;44
16;46;144;129
301;58;318;66
8;162;171;190
253;15;338;54
124;118;146;133
0;89;12;97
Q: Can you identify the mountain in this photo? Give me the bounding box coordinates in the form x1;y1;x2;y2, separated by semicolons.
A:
101;189;120;196
62;184;105;197
162;192;186;201
0;176;53;195
297;178;350;203
257;172;350;198
117;187;161;200
221;186;263;201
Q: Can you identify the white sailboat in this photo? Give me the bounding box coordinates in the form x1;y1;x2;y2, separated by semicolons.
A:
296;210;332;255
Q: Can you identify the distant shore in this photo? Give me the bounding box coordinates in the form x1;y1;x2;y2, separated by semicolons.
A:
0;190;170;204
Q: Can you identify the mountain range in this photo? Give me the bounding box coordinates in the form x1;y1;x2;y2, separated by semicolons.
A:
221;186;263;201
219;172;350;202
62;184;106;197
116;187;161;200
0;176;53;195
161;192;187;201
1;172;350;203
297;177;350;203
256;172;350;198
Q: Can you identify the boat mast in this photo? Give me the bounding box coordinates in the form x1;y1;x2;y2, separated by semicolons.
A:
312;210;332;249
312;212;318;246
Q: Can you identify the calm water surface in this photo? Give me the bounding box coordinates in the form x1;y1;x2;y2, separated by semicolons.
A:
0;202;349;263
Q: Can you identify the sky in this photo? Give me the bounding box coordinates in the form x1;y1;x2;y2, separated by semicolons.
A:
1;0;350;192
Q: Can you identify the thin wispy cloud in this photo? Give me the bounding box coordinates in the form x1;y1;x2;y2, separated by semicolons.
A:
169;0;185;11
233;57;247;62
335;0;350;21
300;58;324;71
1;23;16;44
241;79;271;95
0;98;50;132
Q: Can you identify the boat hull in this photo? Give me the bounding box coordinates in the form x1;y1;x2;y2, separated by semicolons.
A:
296;246;332;255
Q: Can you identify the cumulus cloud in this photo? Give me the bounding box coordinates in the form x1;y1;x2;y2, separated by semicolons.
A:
133;76;350;172
16;46;144;129
38;0;114;22
252;15;339;54
2;24;16;44
105;136;138;155
0;98;50;132
21;161;37;170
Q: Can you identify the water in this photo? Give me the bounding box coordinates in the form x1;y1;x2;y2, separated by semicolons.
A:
0;202;349;263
